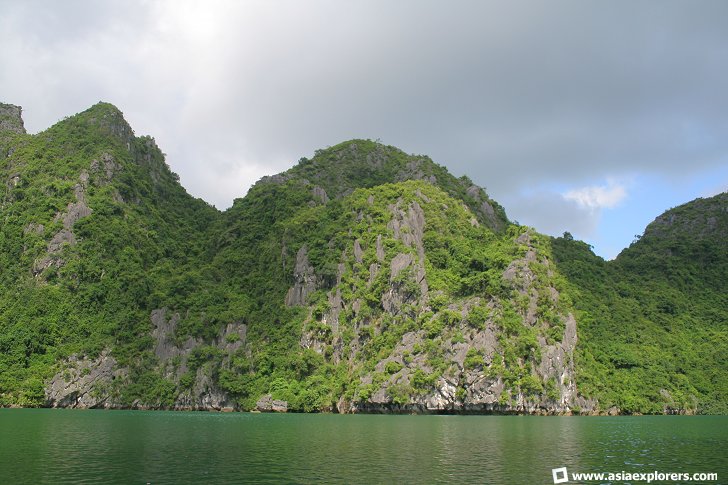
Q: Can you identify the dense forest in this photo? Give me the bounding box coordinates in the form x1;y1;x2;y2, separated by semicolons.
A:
1;102;725;414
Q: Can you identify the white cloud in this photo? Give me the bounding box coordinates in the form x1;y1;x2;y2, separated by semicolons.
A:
563;180;628;210
501;189;600;239
2;0;728;243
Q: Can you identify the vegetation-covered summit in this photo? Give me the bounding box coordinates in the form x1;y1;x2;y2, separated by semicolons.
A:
0;102;725;414
251;139;508;232
552;192;727;414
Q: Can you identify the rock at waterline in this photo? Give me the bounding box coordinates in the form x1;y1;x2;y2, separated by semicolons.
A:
255;394;288;412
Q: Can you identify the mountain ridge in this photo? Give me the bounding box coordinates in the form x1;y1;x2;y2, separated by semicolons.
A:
1;102;725;414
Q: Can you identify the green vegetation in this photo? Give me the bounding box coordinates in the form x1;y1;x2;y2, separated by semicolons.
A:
0;102;725;415
552;194;728;414
0;103;220;406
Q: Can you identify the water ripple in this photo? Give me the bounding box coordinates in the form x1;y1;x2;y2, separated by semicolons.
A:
0;411;726;484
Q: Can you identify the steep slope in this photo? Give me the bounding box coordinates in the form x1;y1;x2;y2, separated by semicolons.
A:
212;177;591;413
552;192;728;414
0;103;25;136
0;102;725;415
255;139;508;232
616;192;727;290
0;102;220;406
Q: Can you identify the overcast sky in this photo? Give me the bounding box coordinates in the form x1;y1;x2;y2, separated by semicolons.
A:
2;0;727;258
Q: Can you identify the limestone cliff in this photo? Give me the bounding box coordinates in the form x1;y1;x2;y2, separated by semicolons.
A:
0;103;25;135
0;102;722;415
291;182;596;414
46;309;248;410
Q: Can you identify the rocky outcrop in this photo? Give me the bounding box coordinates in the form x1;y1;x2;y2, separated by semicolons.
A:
90;153;121;184
285;246;318;306
328;224;596;415
6;101;644;415
88;103;135;151
465;184;504;232
255;394;288;412
151;309;197;367
38;197;596;415
45;310;248;411
33;168;93;275
312;186;329;204
172;368;238;411
28;151;127;277
46;350;126;409
0;103;25;134
369;199;432;316
394;159;438;186
151;308;246;410
640;192;728;242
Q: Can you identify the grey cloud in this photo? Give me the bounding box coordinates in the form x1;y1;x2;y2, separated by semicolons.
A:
501;190;599;239
1;0;727;213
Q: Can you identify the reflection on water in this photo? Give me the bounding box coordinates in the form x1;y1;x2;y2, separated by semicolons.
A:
0;410;726;484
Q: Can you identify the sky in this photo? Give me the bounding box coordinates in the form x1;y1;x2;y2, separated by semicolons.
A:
1;0;726;259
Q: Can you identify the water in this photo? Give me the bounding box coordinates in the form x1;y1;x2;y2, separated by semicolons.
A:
0;410;725;484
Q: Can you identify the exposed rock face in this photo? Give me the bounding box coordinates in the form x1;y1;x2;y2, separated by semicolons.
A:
3;102;614;415
640;191;728;242
88;103;135;150
46;350;126;409
23;222;45;235
45;310;248;411
394;159;438;186
39;183;592;415
26;150;131;277
285;246;318;306
353;239;364;263
90;153;120;184
55;185;93;229
315;222;594;415
256;173;293;187
0;103;25;134
379;201;430;316
312;186;329;204
387;200;428;300
465;184;505;232
173;369;238;411
33;168;93;275
375;234;385;261
255;394;288;412
151;308;246;410
151;309;196;366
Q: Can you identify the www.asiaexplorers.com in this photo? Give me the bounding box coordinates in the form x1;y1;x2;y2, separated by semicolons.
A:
551;467;718;483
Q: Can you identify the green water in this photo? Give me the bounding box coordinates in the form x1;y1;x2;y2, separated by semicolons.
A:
0;410;725;484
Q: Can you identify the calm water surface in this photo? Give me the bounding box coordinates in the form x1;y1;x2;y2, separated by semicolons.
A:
0;410;725;484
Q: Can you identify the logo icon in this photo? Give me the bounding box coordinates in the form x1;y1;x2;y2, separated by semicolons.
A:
552;467;569;484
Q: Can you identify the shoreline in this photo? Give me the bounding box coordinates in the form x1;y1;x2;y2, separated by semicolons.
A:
0;405;703;416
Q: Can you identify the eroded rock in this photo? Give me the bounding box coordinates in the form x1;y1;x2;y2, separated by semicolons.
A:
285;246;318;306
255;394;288;412
46;350;126;409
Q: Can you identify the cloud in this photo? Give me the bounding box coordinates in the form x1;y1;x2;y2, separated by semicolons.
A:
501;190;600;239
563;180;628;210
1;0;727;245
503;178;631;244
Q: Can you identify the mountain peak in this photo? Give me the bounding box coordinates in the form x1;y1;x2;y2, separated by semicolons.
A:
74;102;134;145
613;191;728;292
0;102;725;415
254;138;509;231
85;101;124;117
643;191;728;241
0;102;26;134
